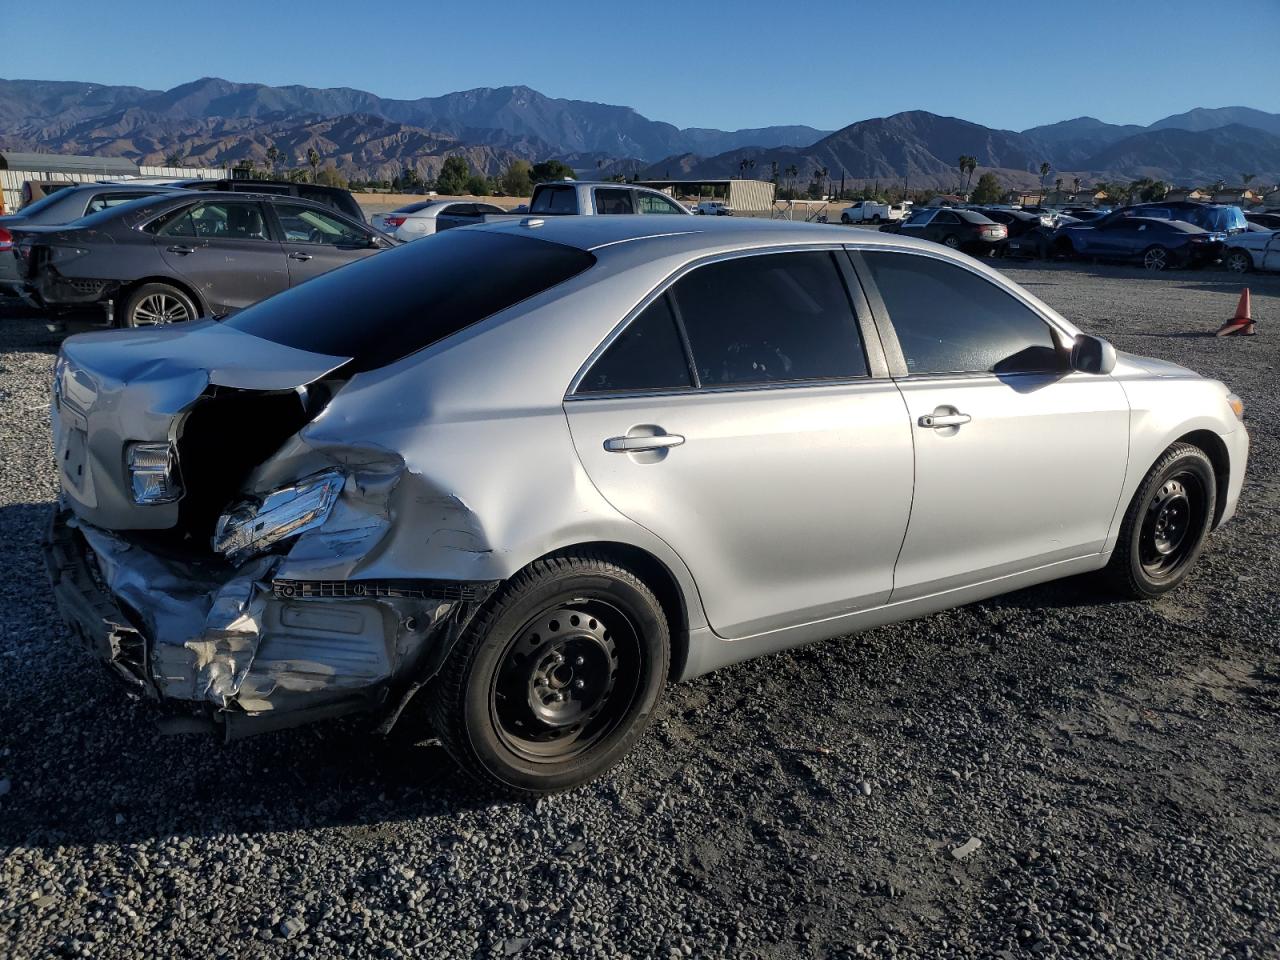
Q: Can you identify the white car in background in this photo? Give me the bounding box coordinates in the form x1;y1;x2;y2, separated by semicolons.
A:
1222;228;1280;274
372;200;508;241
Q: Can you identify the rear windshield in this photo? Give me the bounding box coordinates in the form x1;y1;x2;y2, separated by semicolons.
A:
222;230;595;371
530;186;578;215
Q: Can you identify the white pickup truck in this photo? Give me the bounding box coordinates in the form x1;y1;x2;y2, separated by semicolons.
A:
841;200;912;224
495;181;692;219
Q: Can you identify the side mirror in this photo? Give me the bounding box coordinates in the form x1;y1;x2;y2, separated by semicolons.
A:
1070;334;1117;375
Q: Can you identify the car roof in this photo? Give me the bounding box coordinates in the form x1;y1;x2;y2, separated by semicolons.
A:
472;213;947;254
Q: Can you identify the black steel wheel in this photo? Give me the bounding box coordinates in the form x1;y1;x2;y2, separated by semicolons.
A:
430;552;669;796
1107;442;1216;598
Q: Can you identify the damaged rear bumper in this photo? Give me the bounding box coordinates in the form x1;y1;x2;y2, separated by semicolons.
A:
44;508;497;738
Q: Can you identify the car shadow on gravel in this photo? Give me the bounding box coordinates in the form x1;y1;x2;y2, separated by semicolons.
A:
0;500;513;853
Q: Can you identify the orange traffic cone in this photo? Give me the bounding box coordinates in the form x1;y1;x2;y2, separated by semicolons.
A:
1216;288;1256;337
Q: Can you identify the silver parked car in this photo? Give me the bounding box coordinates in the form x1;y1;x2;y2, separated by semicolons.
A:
46;217;1248;795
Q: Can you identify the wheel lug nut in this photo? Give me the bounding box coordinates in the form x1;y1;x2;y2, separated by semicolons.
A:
574;679;585;690
575;657;585;666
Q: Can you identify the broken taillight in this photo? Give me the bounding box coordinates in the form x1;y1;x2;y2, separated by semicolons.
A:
0;228;12;252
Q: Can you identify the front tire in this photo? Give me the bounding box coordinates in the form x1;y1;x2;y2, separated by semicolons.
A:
120;282;197;327
1142;245;1170;271
1106;442;1216;599
430;552;670;796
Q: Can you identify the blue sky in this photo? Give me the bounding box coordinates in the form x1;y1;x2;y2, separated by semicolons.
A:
6;0;1278;133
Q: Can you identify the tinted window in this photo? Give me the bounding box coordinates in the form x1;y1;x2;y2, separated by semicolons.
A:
155;201;269;240
86;191;159;214
576;295;692;395
531;186;577;214
223;231;595;372
595;189;635;215
933;211;959;224
636;193;684;214
670;252;867;386
863;252;1060;375
274;202;366;245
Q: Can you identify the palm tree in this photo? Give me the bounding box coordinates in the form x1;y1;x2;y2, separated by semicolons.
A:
784;164;799;197
306;147;321;183
814;166;829;199
956;155;977;195
1038;162;1052;200
738;156;756;179
1072;176;1081;196
265;144;280;179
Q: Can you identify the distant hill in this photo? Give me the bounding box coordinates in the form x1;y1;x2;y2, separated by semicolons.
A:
0;76;830;162
1150;106;1280;136
1;77;1276;186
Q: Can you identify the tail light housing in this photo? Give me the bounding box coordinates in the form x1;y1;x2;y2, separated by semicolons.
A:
383;215;406;228
0;228;12;253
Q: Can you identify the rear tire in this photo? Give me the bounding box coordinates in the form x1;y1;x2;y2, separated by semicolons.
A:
430;552;670;796
120;282;197;327
942;234;961;249
1105;442;1216;599
1224;249;1252;274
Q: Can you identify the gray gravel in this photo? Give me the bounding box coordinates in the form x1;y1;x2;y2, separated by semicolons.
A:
2;262;1279;959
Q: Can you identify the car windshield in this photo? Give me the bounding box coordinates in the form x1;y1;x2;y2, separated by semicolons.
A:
222;231;596;371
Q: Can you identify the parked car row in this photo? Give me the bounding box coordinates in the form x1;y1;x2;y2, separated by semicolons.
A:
875;198;1273;273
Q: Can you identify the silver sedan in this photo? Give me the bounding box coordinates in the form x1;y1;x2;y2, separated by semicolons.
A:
47;217;1249;795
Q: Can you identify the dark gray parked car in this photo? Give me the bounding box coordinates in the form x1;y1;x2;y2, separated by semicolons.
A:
14;191;397;326
1;182;183;298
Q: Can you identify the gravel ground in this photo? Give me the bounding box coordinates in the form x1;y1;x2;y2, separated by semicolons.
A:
1;263;1278;960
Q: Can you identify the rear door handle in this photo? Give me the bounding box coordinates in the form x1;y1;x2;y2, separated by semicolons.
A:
288;251;314;261
166;245;195;255
604;434;685;453
918;413;972;428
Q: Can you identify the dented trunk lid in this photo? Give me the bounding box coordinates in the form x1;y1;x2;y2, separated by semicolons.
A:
53;319;350;532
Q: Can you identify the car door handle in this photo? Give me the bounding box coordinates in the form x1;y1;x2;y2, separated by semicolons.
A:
604;434;685;453
166;245;195;255
918;413;972;428
288;251;314;261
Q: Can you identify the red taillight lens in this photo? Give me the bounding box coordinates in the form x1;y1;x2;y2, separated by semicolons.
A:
384;216;406;228
0;228;12;252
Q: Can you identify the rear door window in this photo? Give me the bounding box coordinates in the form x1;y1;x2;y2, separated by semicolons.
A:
595;189;636;215
575;295;693;394
863;251;1060;375
670;251;867;387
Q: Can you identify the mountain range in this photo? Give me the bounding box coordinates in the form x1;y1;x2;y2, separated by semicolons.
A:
1;76;1277;189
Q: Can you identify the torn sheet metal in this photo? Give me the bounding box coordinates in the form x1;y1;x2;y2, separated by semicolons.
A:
49;510;496;733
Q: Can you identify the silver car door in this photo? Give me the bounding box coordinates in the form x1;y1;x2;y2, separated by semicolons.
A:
853;248;1130;602
564;249;914;640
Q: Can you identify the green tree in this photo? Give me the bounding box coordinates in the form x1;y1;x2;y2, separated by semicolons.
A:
306;147;321;183
956;155;977;195
530;159;576;184
164;150;185;168
436;155;473;195
466;173;492;196
970;172;1003;204
316;162;347;189
500;160;534;196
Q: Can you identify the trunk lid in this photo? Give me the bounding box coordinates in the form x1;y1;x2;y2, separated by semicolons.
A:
54;320;350;532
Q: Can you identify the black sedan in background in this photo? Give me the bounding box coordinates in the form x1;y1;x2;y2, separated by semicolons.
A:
1245;211;1280;231
970;207;1054;258
880;207;1007;253
14;191;395;326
